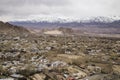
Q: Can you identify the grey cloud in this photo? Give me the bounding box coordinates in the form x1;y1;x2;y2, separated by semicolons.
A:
0;10;8;16
0;0;69;7
0;0;69;16
0;0;120;21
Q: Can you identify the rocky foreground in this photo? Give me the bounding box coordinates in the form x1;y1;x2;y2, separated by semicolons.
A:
0;22;120;80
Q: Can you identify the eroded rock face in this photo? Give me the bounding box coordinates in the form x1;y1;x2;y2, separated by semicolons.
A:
29;73;46;80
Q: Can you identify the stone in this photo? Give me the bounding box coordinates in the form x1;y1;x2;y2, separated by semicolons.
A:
30;73;46;80
51;61;67;68
112;65;120;75
10;74;24;78
67;66;87;79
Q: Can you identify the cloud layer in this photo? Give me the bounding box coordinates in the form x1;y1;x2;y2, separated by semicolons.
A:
0;0;120;21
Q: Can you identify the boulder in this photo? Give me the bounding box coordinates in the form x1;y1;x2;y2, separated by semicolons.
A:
112;65;120;75
51;61;67;68
67;66;87;79
30;73;46;80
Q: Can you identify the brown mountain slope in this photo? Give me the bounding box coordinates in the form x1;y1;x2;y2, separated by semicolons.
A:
0;21;30;36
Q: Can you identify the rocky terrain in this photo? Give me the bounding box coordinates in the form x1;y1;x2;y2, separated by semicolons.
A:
0;21;120;80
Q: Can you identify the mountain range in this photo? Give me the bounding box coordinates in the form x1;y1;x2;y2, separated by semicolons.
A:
9;16;120;28
9;16;120;36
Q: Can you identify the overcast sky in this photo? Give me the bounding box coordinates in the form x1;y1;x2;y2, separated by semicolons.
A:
0;0;120;21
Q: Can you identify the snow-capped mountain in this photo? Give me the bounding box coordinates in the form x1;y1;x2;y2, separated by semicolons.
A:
81;16;113;23
9;16;120;30
9;16;120;35
10;16;120;23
